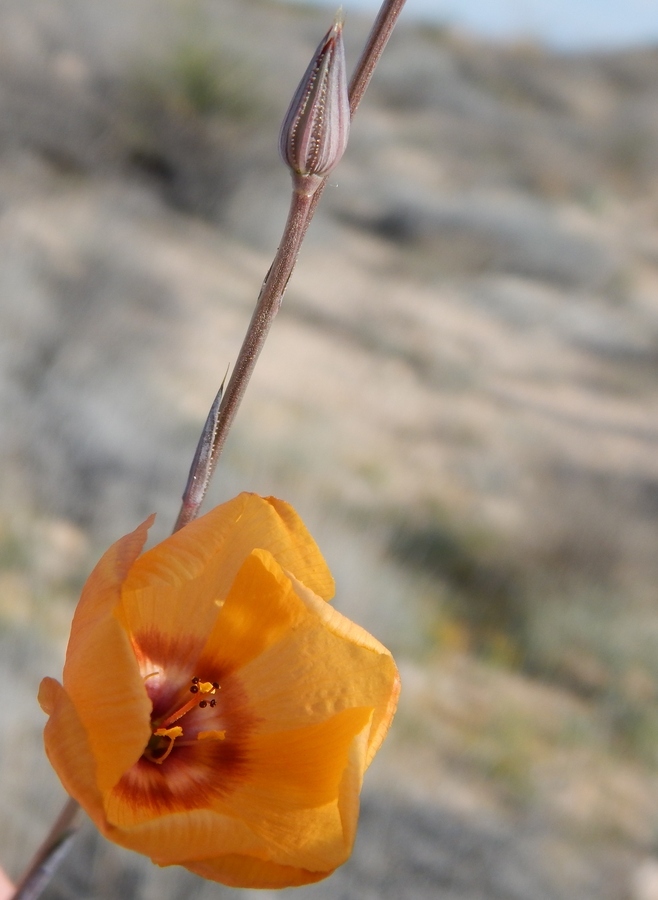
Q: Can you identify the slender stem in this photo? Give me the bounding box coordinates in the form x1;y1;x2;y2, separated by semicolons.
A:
207;188;313;456
348;0;407;117
175;0;407;527
11;798;80;900
173;187;314;531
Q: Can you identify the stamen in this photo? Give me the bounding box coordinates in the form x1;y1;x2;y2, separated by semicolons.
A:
197;730;226;742
145;675;224;764
159;677;220;728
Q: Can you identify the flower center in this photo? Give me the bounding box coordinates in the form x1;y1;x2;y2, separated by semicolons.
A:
143;676;226;765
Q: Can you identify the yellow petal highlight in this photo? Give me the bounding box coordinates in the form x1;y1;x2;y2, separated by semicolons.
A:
235;567;399;766
196;549;305;676
289;574;400;766
63;520;153;792
336;705;371;853
262;496;335;599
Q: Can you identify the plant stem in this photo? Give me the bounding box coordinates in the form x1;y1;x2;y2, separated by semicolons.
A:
11;798;80;900
173;186;314;531
174;0;407;528
348;0;407;117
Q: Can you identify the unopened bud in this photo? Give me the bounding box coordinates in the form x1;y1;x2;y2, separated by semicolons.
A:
279;14;350;190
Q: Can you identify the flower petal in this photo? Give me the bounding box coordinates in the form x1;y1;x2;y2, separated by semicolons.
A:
337;704;371;853
119;494;334;674
105;808;268;863
236;571;400;766
63;520;154;792
262;496;335;599
40;492;396;892
220;707;373;872
38;677;105;825
184;855;331;889
196;548;305;676
289;575;400;766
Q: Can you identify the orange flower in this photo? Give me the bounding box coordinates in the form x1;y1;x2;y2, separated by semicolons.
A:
39;493;399;888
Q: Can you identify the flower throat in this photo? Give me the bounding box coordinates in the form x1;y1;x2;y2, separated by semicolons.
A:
144;677;224;765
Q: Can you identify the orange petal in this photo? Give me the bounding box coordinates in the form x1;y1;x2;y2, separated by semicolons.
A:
63;520;153;792
336;704;371;853
196;548;305;676
262;496;335;599
220;707;373;872
291;575;400;766
38;677;106;827
236;570;399;767
104;807;268;863
118;493;334;675
184;855;331;889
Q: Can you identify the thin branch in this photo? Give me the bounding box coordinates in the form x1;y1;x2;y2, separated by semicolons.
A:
347;0;407;116
174;0;407;527
11;798;80;900
173;188;314;530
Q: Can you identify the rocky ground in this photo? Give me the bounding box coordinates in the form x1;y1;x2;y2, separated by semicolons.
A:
2;0;658;897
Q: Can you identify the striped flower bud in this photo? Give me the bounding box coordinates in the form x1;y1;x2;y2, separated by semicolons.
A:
279;14;350;188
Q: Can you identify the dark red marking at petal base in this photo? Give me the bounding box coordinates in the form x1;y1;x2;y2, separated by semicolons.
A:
110;675;259;817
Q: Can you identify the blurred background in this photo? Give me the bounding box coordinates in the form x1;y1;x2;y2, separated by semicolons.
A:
1;0;658;897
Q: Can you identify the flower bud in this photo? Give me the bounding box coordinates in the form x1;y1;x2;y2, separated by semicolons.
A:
279;14;350;185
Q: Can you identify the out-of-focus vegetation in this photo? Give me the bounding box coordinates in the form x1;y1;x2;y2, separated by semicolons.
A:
118;30;267;217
